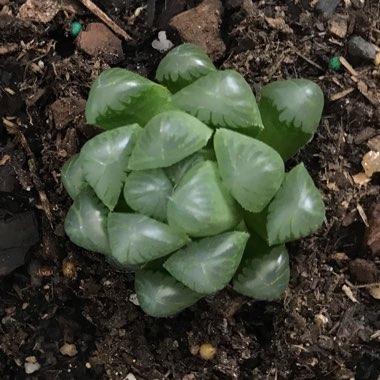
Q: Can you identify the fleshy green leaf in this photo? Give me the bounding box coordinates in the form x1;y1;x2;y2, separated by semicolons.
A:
128;110;213;170
233;236;289;300
80;125;142;210
61;154;87;199
64;187;110;254
165;149;215;186
135;269;203;317
107;213;190;266
167;161;242;237
256;79;324;160
85;68;176;129
123;169;172;221
245;164;325;245
156;43;217;93
172;70;263;135
214;129;284;213
164;231;249;294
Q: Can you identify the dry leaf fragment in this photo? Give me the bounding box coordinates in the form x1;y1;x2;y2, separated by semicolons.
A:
342;284;359;303
352;172;370;186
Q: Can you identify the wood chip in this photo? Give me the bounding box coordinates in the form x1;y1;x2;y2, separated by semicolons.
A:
352;172;370;186
339;56;358;76
357;203;369;227
368;285;380;299
342;284;359;303
330;87;355;101
0;154;10;166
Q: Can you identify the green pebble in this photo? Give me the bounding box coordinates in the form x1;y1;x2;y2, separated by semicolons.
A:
328;56;342;71
70;21;82;37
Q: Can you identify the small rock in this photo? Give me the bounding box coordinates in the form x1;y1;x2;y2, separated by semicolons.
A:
77;23;124;64
367;203;380;256
126;374;137;380
315;0;341;18
50;97;86;130
348;36;376;63
328;15;348;38
24;357;41;374
349;258;378;284
59;342;78;357
169;0;225;60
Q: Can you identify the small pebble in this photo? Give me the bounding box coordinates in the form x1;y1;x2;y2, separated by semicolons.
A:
25;361;41;374
59;343;78;357
348;36;376;63
199;343;217;360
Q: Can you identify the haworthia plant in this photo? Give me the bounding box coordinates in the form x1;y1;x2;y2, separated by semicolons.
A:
62;43;325;317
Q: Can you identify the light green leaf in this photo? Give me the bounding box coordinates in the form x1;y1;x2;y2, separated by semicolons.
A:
128;110;213;170
245;164;325;245
257;79;324;160
64;187;110;254
233;236;289;300
164;231;249;294
80;124;142;210
135;269;203;317
172;70;263;135
156;43;217;93
107;213;190;266
165;149;215;186
61;154;87;199
123;169;172;221
214;129;285;213
167;161;242;237
85;68;176;129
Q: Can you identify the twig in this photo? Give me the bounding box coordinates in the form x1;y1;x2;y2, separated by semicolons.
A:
292;48;324;71
77;0;132;41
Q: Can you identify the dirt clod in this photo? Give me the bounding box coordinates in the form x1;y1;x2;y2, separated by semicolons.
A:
349;258;379;283
76;22;124;64
50;97;86;130
169;0;226;60
367;203;380;256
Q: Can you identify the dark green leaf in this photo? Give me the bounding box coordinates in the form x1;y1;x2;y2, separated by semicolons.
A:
85;68;176;129
214;129;284;212
156;43;217;93
165;149;215;186
245;164;325;245
107;213;190;266
135;269;203;317
61;154;87;199
123;169;172;221
80;125;142;210
128;110;213;170
64;187;110;254
167;161;242;237
164;231;249;294
172;70;263;134
257;79;324;160
233;236;289;300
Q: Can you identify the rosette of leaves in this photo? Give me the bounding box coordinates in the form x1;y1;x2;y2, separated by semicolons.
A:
62;44;325;318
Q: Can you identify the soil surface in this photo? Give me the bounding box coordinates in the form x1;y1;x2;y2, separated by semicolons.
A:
1;1;380;379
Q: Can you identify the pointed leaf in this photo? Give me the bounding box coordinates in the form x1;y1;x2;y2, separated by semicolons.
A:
64;187;110;254
233;236;289;300
85;68;176;129
61;154;87;199
245;164;325;245
80;125;142;210
167;161;242;237
128;111;213;170
257;79;324;160
123;169;172;221
135;269;203;317
107;213;190;266
165;149;215;186
156;43;217;93
214;129;285;213
164;231;249;294
172;70;263;135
